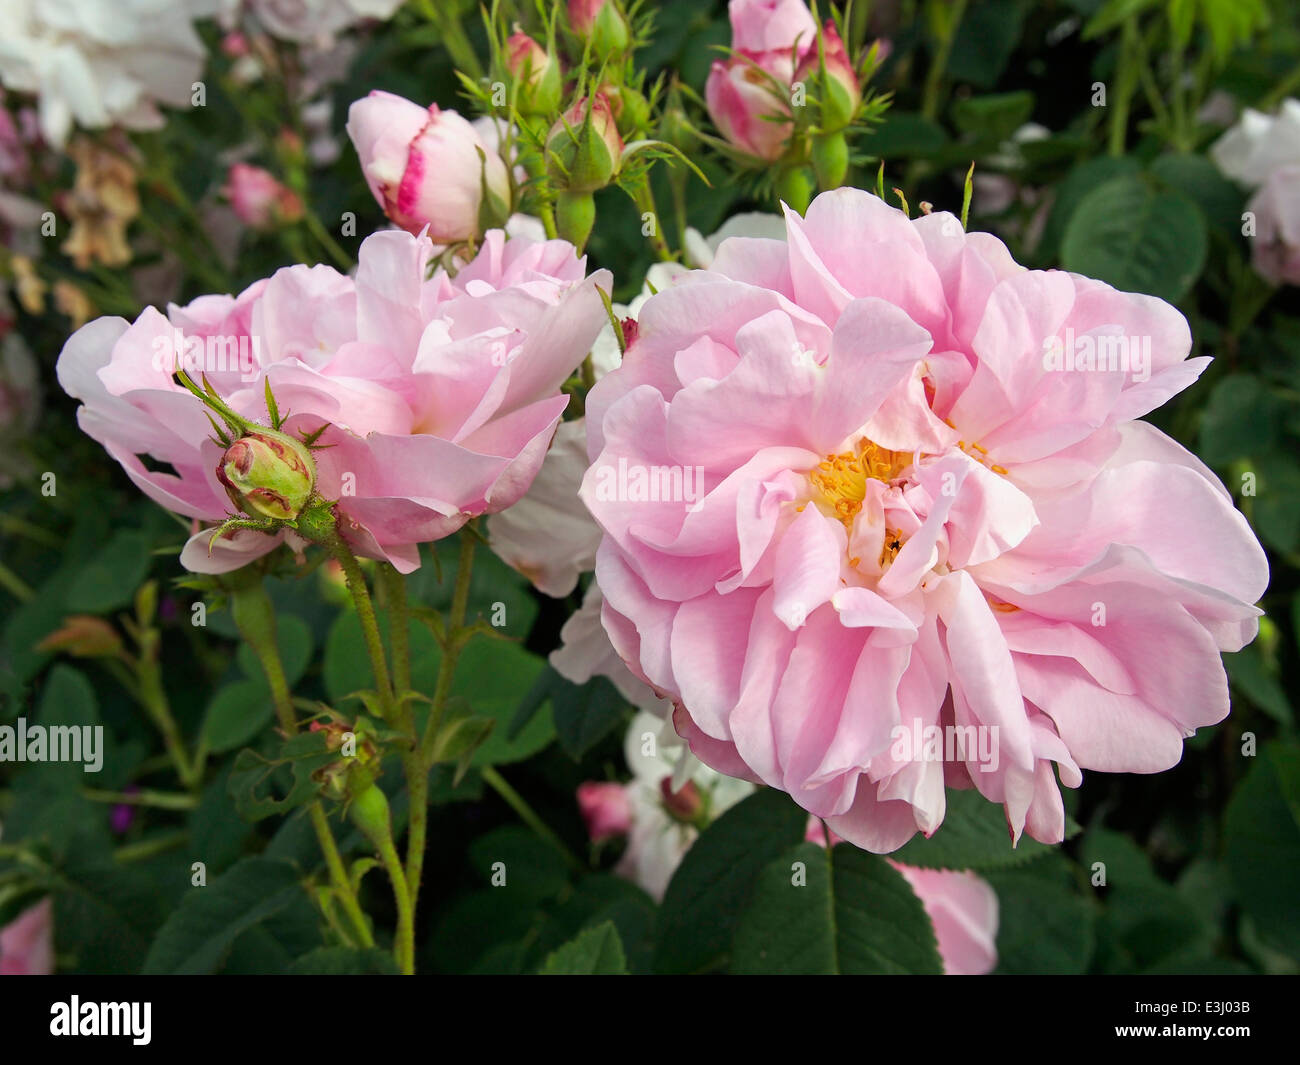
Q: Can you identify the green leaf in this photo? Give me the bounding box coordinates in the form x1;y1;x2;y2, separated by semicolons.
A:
510;666;626;760
950;91;1035;144
1225;641;1293;725
65;529;153;614
227;730;336;822
1224;741;1300;960
428;702;495;784
1198;375;1281;464
653;788;808;974
467;826;571;904
539;921;628;975
891;788;1057;870
1060;175;1207;301
1149;153;1244;235
142;857;302;974
730;842;944;974
985;859;1097;974
287;947;401;974
461;639;554;767
1038;155;1142;262
201;680;275;754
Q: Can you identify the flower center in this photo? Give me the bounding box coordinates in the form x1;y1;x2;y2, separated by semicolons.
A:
809;439;911;529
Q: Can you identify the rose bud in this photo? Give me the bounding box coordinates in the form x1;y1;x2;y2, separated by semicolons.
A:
506;32;562;116
568;0;631;58
546;93;624;193
217;428;316;522
346;90;511;243
793;21;860;132
577;781;632;842
659;776;705;824
222;163;303;230
705;55;794;162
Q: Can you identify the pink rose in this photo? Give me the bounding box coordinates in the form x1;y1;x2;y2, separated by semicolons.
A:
793;21;861;129
728;0;817;55
346;91;511;243
580;187;1267;853
222;163;303;229
57;227;611;574
0;899;53;975
1248;164;1300;286
577;781;633;842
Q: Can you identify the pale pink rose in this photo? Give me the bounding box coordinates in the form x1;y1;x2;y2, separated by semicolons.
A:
57;227;611;574
804;817;998;974
0;899;53;975
346;91;511;243
894;864;999;976
576;780;633;842
728;0;817;55
222;163;303;229
1247;165;1300;286
580;187;1268;853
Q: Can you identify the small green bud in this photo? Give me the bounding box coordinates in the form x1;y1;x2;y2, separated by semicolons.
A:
546;94;623;194
217;428;316;521
349;784;393;849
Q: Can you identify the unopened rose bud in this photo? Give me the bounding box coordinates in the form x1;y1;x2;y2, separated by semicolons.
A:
568;0;631;58
659;776;705;824
577;781;632;842
600;83;651;137
546;94;623;193
506;32;563;116
705;55;794;162
222;163;303;229
217;428;316;522
794;21;861;132
37;615;123;658
346;91;511;243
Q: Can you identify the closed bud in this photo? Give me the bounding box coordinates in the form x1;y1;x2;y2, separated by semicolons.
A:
546;93;623;193
217;428;316;521
794;22;861;132
569;0;630;59
506;32;563;116
659;776;705;825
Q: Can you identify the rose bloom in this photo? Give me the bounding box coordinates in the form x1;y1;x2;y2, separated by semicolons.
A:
218;0;406;45
57;227;610;574
580;187;1267;853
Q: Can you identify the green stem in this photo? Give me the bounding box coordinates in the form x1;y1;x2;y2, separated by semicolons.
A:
135;644;199;791
0;560;33;601
420;0;484;81
419;531;476;764
1108;19;1142;156
114;831;188;863
310;803;375;948
919;0;968;122
482;766;583;872
408;531;476;905
630;176;674;262
229;576;374;949
325;532;395;712
377;835;416;974
302;210;354;271
83;788;197;810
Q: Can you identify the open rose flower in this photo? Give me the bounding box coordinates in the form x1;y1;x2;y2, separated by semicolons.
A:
581;187;1267;853
57;228;610;574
